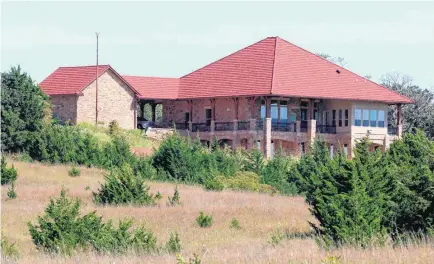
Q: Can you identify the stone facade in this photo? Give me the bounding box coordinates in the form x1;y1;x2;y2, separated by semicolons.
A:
49;69;136;129
50;95;78;124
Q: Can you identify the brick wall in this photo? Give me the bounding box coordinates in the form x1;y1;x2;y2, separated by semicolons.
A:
50;95;78;124
77;70;136;129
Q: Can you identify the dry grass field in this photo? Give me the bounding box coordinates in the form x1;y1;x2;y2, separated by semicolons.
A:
1;159;433;264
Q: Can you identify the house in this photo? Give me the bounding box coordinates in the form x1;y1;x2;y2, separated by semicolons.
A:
40;36;412;158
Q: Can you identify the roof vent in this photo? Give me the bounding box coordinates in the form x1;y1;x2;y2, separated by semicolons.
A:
336;69;340;74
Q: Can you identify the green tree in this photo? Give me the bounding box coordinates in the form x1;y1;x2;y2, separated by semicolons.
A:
381;73;434;139
1;66;49;152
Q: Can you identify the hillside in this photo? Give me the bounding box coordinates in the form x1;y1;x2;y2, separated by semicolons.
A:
1;159;433;264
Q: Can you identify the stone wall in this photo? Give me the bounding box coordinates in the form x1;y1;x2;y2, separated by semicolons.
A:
50;95;78;124
76;70;136;129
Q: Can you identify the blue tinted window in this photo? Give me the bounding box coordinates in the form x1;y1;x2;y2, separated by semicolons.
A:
378;110;385;127
354;109;362;126
362;110;369;127
370;110;377;127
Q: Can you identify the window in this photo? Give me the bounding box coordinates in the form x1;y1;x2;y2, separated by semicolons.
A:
362;109;369;127
345;109;349;127
205;109;212;126
338;109;343;127
271;101;278;124
370;110;377;127
289;112;296;123
325;111;329;125
354;109;362;126
280;101;288;123
260;104;265;120
301;109;308;121
332;110;336;127
378;110;385;127
314;110;318;120
300;101;309;108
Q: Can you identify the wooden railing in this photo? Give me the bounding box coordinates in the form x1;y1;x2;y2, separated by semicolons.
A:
215;122;234;131
192;123;210;132
272;122;296;132
316;125;337;134
237;121;250;131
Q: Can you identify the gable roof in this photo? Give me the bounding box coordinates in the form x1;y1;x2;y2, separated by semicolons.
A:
122;76;179;99
40;65;138;96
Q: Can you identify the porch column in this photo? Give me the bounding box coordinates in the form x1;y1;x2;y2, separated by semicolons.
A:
233;97;239;131
396;104;403;138
139;102;145;118
151;103;156;122
277;99;281;125
308;99;314;120
264;97;272;159
210;99;216;132
307;119;317;150
188;100;193;131
248;97;256;130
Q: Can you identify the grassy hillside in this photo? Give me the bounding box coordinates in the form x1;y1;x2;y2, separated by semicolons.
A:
1;159;433;264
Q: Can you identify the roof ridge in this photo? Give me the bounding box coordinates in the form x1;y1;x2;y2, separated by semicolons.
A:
276;38;413;103
58;64;111;69
122;75;179;79
270;37;278;95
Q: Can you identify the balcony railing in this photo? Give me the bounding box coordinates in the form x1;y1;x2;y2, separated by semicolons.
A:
388;126;397;135
174;122;189;130
256;119;264;130
215;122;234;131
272;122;296;132
237;121;250;131
316;125;337;134
192;123;210;132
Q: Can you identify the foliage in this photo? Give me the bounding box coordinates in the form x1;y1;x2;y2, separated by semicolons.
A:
216;171;275;194
93;164;158;206
1;235;20;259
1;156;18;185
204;177;224;191
295;139;388;247
176;253;201;264
166;232;182;253
196;212;213;228
242;148;265;175
68;167;81;177
167;185;182;206
132;157;156;180
261;153;298;195
108;120;120;136
383;130;434;234
382;73;434;139
28;189;158;255
1;66;49;152
229;218;241;230
7;182;17;199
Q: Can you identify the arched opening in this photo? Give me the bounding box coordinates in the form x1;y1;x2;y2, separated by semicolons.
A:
239;138;248;149
218;139;233;149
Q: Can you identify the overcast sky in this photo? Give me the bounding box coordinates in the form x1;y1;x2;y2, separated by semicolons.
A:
2;1;434;88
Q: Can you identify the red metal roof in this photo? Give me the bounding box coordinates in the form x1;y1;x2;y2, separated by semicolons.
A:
40;37;412;104
122;76;179;99
40;65;111;95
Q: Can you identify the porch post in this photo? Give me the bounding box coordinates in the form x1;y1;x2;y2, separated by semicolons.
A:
396;104;403;138
264;97;272;159
139;101;145;118
151;103;156;122
210;99;216;132
233;97;239;131
248;97;256;130
188;100;193;131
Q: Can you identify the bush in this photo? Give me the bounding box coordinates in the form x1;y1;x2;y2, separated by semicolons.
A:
1;156;17;185
229;218;241;230
1;235;20;259
108;120;120;136
93;164;158;206
166;232;182;253
68;166;81;177
132;157;156;180
167;185;181;206
204;177;224;191
28;189;158;255
196;212;213;228
7;182;17;199
216;171;275;193
261;153;298;195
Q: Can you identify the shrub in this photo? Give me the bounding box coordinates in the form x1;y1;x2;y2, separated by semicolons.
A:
7;182;17;199
132;157;156;180
166;232;182;253
68;166;81;177
1;235;20;259
217;171;275;193
167;185;181;206
204;177;224;191
176;253;201;264
93;164;158;206
1;156;17;185
28;189;159;255
108;120;120;136
261;153;298;195
15;152;33;162
242;148;265;175
196;212;213;228
229;218;241;230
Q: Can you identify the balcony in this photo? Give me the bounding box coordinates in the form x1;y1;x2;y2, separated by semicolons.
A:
316;125;337;134
192;123;211;132
237;120;250;131
215;122;234;131
272;122;296;132
300;121;308;132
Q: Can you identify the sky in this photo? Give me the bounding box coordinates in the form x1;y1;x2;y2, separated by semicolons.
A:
2;1;434;88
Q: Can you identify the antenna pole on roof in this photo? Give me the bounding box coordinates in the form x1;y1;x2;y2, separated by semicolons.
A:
95;32;99;126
